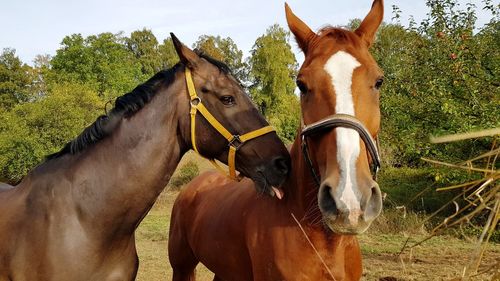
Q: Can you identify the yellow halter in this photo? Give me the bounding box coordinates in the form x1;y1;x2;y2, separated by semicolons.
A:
185;68;275;180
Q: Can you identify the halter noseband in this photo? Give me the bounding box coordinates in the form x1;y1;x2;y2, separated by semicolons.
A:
300;113;381;186
185;68;275;180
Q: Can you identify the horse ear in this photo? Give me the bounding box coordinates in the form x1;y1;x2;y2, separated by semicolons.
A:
170;33;200;68
355;0;384;47
285;3;317;53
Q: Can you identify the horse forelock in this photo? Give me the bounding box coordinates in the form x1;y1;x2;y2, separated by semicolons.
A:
312;27;363;50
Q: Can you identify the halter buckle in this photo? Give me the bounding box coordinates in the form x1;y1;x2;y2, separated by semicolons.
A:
228;135;243;150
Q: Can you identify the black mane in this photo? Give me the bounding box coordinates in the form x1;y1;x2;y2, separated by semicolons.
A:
47;51;231;160
197;52;231;74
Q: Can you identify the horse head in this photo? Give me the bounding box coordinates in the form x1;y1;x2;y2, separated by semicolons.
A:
286;0;384;234
172;35;291;196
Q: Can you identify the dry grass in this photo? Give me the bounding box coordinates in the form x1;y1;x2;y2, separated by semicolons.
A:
360;234;500;280
414;133;499;279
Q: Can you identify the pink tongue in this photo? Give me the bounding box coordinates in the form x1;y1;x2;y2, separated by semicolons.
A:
271;187;284;200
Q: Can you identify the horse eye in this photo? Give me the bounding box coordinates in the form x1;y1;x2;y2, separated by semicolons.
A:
296;80;308;94
220;96;236;106
374;78;384;90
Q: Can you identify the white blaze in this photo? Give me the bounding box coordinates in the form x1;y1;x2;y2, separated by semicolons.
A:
323;51;362;216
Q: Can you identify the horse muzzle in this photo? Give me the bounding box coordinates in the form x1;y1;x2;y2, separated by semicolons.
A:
319;180;382;234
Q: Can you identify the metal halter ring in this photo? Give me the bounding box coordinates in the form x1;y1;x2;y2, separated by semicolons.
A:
228;135;243;150
190;97;201;106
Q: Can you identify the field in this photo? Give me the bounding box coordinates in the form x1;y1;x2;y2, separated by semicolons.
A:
134;155;500;281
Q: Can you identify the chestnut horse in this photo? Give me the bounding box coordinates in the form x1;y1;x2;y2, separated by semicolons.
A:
0;35;290;280
168;1;384;280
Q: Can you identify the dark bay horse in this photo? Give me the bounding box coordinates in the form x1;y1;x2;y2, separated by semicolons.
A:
168;1;384;280
0;34;290;281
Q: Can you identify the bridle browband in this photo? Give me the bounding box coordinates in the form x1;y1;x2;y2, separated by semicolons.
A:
185;68;275;180
301;113;381;186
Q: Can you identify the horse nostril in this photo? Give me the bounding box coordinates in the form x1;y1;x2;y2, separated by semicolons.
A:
320;184;338;215
272;156;290;176
363;182;383;222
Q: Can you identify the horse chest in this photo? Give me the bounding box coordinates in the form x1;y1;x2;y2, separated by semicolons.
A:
254;229;360;281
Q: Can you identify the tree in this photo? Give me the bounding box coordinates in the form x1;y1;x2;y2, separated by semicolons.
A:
0;48;33;109
0;83;103;183
193;35;247;82
126;29;162;77
371;0;499;166
30;54;52;99
247;24;299;141
158;38;180;70
50;33;143;99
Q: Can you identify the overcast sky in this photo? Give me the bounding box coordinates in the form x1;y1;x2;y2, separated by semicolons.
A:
0;0;494;65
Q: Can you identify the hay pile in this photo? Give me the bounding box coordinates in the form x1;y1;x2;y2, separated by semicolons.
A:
404;128;499;280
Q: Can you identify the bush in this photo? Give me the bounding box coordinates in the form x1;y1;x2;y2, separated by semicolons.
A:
0;82;103;183
168;161;199;190
378;167;457;213
449;225;500;243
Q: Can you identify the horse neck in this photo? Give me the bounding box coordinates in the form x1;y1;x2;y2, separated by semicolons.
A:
52;80;189;233
284;135;321;225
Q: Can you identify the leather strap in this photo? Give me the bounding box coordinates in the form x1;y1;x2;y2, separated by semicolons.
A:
301;114;381;185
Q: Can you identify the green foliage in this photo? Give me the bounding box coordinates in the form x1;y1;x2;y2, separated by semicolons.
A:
0;48;34;109
168;161;199;190
378;167;456;213
0;0;498;202
193;35;247;82
372;0;500;166
126;29;162;77
158;38;179;70
452;224;500;243
248;24;299;142
266;96;301;142
50;33;143;99
0;83;103;182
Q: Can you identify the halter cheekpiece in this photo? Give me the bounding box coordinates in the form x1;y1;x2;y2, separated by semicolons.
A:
185;68;275;180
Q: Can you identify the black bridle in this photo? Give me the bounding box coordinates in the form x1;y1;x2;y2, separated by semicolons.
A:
300;114;381;186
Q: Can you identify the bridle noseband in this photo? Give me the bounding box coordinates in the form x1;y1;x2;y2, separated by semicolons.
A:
185;68;275;180
301;114;381;186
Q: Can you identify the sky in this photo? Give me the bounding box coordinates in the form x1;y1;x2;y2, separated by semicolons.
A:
0;0;495;65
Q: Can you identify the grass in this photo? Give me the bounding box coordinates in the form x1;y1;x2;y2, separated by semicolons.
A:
135;191;214;281
360;233;500;280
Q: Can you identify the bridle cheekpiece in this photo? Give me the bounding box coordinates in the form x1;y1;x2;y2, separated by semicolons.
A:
300;113;381;186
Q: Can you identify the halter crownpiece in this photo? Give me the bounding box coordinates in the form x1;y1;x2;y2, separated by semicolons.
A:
301;113;381;186
185;68;275;180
